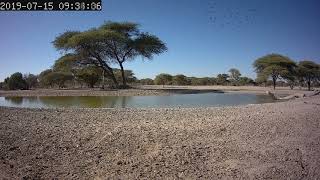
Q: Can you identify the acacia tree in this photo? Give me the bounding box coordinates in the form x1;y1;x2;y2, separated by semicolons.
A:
53;21;167;88
297;61;320;91
228;68;241;85
282;68;297;90
253;54;296;90
216;74;229;85
255;73;268;87
53;53;80;73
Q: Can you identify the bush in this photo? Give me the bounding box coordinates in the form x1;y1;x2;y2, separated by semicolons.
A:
75;67;101;88
39;70;73;88
154;74;173;85
7;72;28;90
172;74;190;85
139;78;154;85
24;74;38;89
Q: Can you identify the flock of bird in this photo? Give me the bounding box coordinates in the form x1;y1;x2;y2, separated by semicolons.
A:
207;0;259;29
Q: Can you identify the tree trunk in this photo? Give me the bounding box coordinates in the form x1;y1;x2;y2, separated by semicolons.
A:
307;80;311;91
102;66;118;88
96;57;119;88
90;82;94;88
119;63;126;87
109;71;119;88
272;77;276;90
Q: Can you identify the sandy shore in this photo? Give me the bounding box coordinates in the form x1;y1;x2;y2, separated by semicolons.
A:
0;85;315;97
0;95;320;179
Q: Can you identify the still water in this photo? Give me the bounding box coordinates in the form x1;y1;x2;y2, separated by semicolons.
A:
0;93;276;108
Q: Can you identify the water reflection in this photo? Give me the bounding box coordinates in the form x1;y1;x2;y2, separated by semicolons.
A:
5;97;24;105
0;93;277;108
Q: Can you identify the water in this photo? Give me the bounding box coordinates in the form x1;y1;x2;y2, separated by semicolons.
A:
0;93;277;108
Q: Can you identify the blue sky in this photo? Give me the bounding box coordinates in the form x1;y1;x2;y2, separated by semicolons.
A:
1;0;320;81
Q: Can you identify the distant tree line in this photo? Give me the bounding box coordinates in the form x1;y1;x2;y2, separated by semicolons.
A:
1;60;319;90
149;69;255;86
2;53;320;91
1;56;138;90
0;73;38;90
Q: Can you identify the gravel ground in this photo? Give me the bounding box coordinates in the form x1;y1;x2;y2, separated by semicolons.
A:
0;95;319;179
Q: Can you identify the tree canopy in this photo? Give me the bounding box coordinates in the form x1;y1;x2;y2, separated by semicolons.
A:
39;69;73;88
229;68;241;81
53;21;167;88
139;78;154;85
216;74;229;85
297;61;320;90
172;74;190;85
52;53;80;73
7;72;28;90
24;74;38;89
154;73;173;85
75;66;102;88
253;54;296;89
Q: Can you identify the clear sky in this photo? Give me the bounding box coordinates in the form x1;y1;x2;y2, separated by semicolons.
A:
1;0;320;81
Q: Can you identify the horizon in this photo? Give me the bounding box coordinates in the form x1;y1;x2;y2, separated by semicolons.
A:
1;0;320;81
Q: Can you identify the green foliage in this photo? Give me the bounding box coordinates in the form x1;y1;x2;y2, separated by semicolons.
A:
52;72;74;88
53;21;167;88
255;73;268;86
1;77;10;90
172;74;190;85
228;68;241;83
53;53;80;72
7;72;28;90
39;69;54;87
154;73;173;85
216;74;229;85
228;68;241;86
75;66;102;88
53;31;81;51
114;69;137;84
190;77;215;86
297;60;320;90
139;78;154;85
281;68;297;89
39;70;73;88
253;54;296;89
24;74;38;89
238;77;254;86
